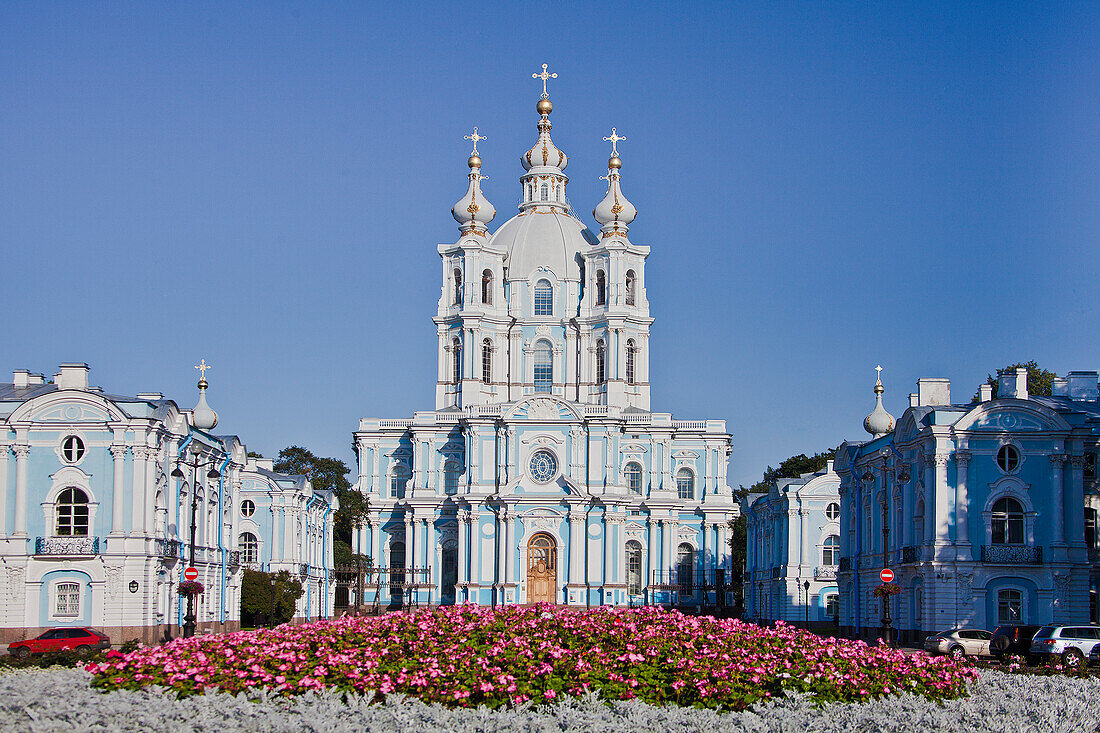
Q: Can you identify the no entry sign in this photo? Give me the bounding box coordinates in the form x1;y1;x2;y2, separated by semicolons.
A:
183;567;199;581
879;568;895;583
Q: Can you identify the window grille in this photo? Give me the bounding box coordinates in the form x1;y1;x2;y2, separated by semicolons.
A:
55;582;80;617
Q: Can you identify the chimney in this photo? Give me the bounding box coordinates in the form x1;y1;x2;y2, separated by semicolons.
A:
917;378;951;406
998;367;1028;400
137;392;164;401
908;393;919;407
1066;371;1099;402
978;383;993;402
13;369;30;388
28;373;45;385
826;459;835;473
1052;377;1068;396
56;363;90;391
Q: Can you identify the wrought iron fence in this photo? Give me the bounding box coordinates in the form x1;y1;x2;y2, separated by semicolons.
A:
333;565;433;612
154;538;182;559
814;565;837;580
35;536;100;555
981;544;1042;564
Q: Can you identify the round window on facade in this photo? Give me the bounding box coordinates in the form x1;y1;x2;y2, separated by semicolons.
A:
240;499;256;518
997;444;1021;473
61;435;85;464
529;449;558;484
825;502;841;521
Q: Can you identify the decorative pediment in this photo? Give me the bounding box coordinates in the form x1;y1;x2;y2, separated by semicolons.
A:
521;434;566;446
621;443;649;455
521;508;564;534
439;440;465;455
18;396;123;424
387;446;412;458
672;450;699;460
624;521;646;541
954;402;1070;434
506;395;582;422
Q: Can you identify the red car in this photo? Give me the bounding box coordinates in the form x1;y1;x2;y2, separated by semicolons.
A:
7;627;110;658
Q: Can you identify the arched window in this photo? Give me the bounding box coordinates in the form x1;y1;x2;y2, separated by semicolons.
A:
991;497;1025;544
997;588;1023;624
677;543;694;593
556;183;562;201
625;269;636;306
481;339;492;384
55;488;89;537
595;339;606;384
533;339;553;392
822;535;840;565
527;182;534;201
443;461;461;495
1086;507;1098;550
452;269;462;305
826;502;840;521
626;540;643;595
390;464;410;498
540;183;549;201
452;337;463;384
481;269;493;305
239;532;259;564
625;339;636;385
676;468;694;500
595;270;606;306
534;279;553;316
625;462;643;495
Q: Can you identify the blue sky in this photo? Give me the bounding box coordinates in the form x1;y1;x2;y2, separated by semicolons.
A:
3;2;1099;488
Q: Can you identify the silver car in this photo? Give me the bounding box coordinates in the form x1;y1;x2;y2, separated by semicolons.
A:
1029;625;1100;666
923;628;993;659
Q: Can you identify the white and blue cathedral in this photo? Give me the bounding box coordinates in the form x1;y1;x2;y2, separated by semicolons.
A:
352;76;738;608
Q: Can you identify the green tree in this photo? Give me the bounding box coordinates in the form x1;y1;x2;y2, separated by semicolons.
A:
728;447;838;614
273;446;370;565
986;361;1056;398
240;569;303;627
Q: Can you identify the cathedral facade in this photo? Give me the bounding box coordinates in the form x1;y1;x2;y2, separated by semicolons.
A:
352;72;737;608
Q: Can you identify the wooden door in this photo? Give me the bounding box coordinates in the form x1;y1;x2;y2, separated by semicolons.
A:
526;533;557;603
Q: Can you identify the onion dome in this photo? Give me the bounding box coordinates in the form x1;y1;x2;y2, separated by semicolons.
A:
451;126;496;236
593;128;637;238
521;101;568;171
191;360;218;431
863;365;895;438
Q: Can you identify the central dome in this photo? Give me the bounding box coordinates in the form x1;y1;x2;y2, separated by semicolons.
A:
491;209;596;282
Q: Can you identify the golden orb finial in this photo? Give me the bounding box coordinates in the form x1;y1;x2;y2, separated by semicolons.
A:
608;155;621;170
537;98;553;115
468;154;482;169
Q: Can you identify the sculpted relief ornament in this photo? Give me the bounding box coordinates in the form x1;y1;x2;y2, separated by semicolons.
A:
527;398;561;420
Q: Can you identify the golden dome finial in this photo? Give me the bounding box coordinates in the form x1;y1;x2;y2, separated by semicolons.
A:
532;63;557;99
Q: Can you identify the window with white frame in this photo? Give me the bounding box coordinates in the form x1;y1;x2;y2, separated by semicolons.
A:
443;461;461;495
481;339;492;384
625;270;636;306
825;502;840;521
61;435;85;463
240;499;255;518
452;338;463;384
390;464;410;498
676;467;694;500
452;269;462;305
625;339;636;385
998;588;1023;624
56;488;89;536
991;497;1025;544
481;269;493;305
626;540;643;595
533;340;553;392
595;340;606;384
625;462;643;495
55;582;80;617
540;183;548;201
822;535;840;565
239;532;259;563
825;593;839;620
997;444;1020;473
533;279;553;316
595;270;606;306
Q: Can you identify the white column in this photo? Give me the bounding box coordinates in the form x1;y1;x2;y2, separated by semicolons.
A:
647;517;657;593
718;521;729;570
369;518;381;566
457;513;469;595
603;513;614;589
110;445;127;535
568;509;584;585
144;449;159;537
0;443;11;539
424;516;435;602
505;512;515;589
13;444;30;537
1050;455;1066;546
131;447;148;535
661;439;672;492
954;451;971;559
404;515;414;571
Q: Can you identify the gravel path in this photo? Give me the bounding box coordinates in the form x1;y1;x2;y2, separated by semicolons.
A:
1;667;1098;733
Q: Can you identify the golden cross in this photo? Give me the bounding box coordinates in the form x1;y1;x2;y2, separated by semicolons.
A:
875;365;883;381
195;359;211;380
464;126;485;155
532;63;557;98
604;127;626;157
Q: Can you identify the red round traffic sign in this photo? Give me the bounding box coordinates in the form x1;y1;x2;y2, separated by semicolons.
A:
879;568;895;583
183;567;199;581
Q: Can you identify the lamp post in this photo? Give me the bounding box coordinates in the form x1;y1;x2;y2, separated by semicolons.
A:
804;579;811;630
170;441;221;638
270;576;277;627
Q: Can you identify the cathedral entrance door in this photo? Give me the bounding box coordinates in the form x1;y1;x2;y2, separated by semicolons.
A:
526;533;557;604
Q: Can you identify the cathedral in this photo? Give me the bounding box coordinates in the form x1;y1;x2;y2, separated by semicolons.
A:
352;67;737;608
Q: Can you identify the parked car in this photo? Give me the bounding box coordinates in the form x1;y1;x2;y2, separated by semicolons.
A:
989;624;1043;661
923;628;993;659
7;627;111;659
1090;643;1100;667
1029;625;1100;666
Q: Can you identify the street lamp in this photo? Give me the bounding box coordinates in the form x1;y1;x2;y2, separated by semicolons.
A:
170;441;221;638
804;579;811;630
269;576;277;627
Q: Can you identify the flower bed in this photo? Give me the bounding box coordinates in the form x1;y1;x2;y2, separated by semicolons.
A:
87;605;977;710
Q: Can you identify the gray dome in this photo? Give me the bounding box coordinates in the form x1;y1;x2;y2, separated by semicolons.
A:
492;209;595;282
